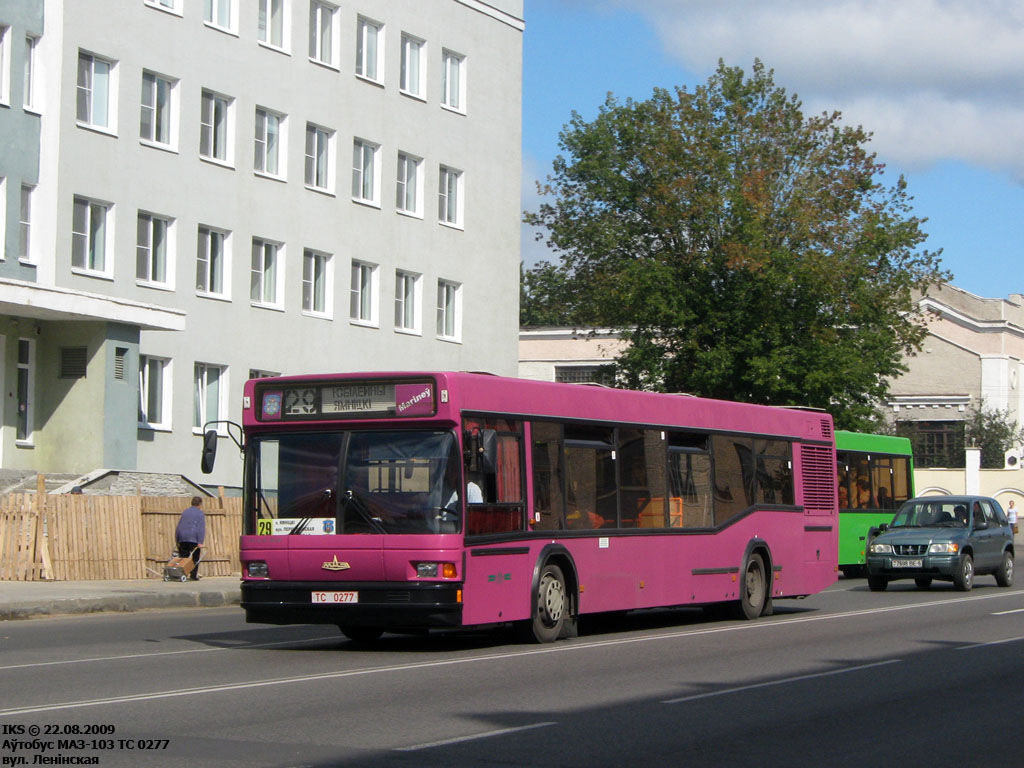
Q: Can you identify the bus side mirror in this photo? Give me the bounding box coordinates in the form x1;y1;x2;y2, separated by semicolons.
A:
201;430;219;474
479;429;498;474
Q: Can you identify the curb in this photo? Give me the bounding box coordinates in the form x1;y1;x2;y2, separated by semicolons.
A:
0;589;241;621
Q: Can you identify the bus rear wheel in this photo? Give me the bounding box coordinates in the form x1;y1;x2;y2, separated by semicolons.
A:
520;563;567;643
738;553;766;620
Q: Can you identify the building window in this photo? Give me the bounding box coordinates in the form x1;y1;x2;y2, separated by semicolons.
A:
304;123;332;191
308;1;337;67
0;26;10;105
349;260;377;325
302;249;331;317
249;368;279;380
438;165;463;227
196;225;228;297
255;108;284;177
200;89;232;163
396;152;422;216
395;270;420;333
258;0;285;48
24;35;38;110
137;212;172;286
194;362;226;432
145;0;179;12
355;16;383;82
250;238;281;307
555;365;616;385
77;51;114;130
400;34;425;98
140;71;175;147
204;0;234;31
72;196;111;275
441;49;465;112
352;139;379;204
19;184;33;263
436;279;460;341
896;420;966;469
139;355;170;428
17;338;34;443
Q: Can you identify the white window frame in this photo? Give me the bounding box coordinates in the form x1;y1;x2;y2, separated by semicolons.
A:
438;165;464;228
16;337;35;445
194;362;228;435
441;49;466;113
140;70;177;150
19;183;34;264
196;225;231;299
250;237;283;309
200;89;233;166
145;0;181;14
255;107;286;179
138;355;172;430
396;152;423;217
258;0;287;51
304;122;333;192
308;1;338;68
394;269;421;335
0;26;9;106
0;178;6;261
302;248;332;318
400;33;426;100
71;195;113;278
436;279;461;342
136;211;175;289
355;16;384;83
349;259;378;326
77;51;117;133
352;138;380;206
203;0;237;34
24;35;38;111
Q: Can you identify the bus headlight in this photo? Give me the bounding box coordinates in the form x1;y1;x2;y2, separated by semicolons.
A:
869;542;893;554
247;561;269;577
929;542;959;554
415;562;457;578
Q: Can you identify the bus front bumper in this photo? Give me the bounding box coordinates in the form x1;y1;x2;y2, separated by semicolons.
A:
240;580;464;628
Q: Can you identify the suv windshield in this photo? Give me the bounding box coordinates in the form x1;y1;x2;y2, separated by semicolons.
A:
891;500;969;529
245;430;462;534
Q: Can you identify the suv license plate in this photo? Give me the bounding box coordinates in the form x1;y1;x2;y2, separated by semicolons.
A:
892;559;922;568
311;591;358;604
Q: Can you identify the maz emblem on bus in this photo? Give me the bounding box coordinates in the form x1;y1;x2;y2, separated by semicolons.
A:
322;556;352;571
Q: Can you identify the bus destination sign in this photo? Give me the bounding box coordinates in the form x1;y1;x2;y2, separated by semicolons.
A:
259;380;436;420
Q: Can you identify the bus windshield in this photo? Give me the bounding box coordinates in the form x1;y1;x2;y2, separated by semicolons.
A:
245;430;462;535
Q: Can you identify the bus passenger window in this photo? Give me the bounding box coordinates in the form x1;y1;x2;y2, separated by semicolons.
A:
668;432;711;528
462;418;526;536
564;425;615;529
619;429;664;528
756;440;793;505
531;422;564;531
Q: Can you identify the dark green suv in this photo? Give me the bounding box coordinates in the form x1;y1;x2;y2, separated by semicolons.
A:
865;495;1015;592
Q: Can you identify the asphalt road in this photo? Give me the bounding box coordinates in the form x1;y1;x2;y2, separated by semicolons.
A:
1;576;1023;768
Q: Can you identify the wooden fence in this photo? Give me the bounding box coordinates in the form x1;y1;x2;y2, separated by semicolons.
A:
0;493;242;581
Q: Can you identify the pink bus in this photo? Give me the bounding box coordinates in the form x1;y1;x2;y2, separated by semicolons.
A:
206;371;837;643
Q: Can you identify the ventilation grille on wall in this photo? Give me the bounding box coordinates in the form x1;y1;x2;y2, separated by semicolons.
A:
60;347;88;379
114;347;128;380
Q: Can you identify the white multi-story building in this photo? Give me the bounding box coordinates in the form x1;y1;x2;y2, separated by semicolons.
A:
0;0;523;489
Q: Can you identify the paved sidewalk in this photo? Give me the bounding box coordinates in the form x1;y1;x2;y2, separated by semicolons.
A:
0;576;241;621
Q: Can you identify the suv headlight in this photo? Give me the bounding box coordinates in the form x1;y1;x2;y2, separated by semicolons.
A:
869;542;893;554
928;542;960;554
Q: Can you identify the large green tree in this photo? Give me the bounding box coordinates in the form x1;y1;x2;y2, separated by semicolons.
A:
524;61;948;430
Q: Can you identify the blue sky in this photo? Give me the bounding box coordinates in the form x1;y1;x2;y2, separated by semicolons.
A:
520;0;1024;300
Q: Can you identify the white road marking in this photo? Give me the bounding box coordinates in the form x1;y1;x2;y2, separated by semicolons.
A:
662;659;901;704
396;721;556;751
956;635;1024;650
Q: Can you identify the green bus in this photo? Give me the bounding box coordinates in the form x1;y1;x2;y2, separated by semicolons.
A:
835;431;915;577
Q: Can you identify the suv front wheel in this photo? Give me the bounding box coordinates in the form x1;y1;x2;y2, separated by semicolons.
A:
953;553;974;591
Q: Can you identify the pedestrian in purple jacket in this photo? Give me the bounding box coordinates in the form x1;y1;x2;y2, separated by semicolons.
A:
175;496;206;581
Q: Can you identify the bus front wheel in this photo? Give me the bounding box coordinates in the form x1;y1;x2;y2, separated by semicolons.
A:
521;562;567;643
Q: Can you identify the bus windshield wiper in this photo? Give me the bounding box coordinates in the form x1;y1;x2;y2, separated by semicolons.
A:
344;489;387;533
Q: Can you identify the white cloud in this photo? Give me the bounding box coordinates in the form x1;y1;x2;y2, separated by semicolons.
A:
618;0;1024;178
521;152;562;267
